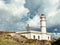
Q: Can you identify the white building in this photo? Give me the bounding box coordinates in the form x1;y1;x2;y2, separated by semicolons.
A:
16;14;51;41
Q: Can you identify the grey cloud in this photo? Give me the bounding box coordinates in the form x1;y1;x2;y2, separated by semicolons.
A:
25;0;42;14
3;0;12;4
0;9;27;32
26;0;60;28
0;0;60;32
25;0;52;14
0;0;29;31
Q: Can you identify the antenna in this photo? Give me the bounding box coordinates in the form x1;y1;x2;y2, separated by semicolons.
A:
26;24;30;32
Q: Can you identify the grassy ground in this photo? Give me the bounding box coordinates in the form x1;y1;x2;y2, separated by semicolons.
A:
24;43;37;45
0;40;37;45
0;38;37;45
0;38;20;45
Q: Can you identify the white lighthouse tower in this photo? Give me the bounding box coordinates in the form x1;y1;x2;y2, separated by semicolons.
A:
40;14;51;45
40;14;46;33
40;14;50;40
16;14;51;45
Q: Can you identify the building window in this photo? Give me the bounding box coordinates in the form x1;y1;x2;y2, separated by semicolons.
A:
38;36;40;39
33;35;35;39
48;36;49;39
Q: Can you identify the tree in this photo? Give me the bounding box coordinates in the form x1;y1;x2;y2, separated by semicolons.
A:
51;37;60;45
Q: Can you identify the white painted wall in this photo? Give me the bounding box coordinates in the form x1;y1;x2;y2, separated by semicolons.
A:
40;18;46;33
41;34;51;40
20;33;51;40
21;33;31;39
41;21;46;26
41;27;46;33
30;33;41;40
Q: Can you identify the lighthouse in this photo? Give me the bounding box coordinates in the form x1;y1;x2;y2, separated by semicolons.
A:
16;14;51;45
40;14;46;33
40;14;51;45
40;14;50;40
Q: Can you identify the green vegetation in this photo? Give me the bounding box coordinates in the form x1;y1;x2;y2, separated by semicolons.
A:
0;32;37;45
23;43;37;45
0;32;55;45
0;37;20;45
51;37;60;45
0;38;37;45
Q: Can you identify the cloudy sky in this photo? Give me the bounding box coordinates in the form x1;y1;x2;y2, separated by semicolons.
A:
0;0;60;32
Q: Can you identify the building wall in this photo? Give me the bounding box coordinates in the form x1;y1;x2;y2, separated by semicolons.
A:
21;33;31;39
30;33;41;40
41;34;51;40
20;33;51;40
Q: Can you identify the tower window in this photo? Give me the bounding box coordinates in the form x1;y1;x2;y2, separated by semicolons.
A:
48;36;49;39
33;35;35;39
38;36;40;39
